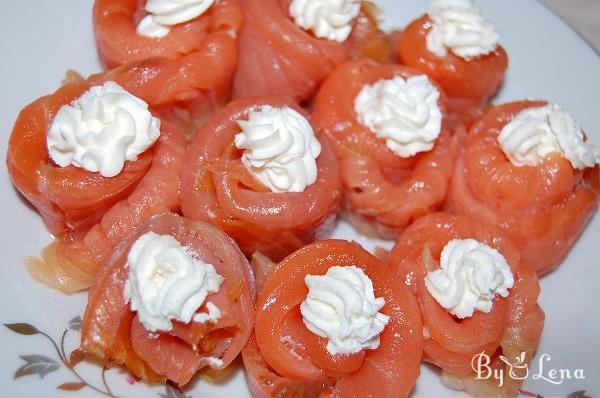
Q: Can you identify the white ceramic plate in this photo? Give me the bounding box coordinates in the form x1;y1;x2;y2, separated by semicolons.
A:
0;0;598;396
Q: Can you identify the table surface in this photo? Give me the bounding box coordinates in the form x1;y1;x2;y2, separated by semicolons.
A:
545;0;600;52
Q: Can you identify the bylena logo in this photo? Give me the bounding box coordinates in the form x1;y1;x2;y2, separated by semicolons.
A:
471;352;586;387
471;351;527;387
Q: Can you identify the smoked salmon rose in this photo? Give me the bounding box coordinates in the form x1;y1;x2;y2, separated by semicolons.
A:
81;213;255;386
388;213;545;397
244;240;423;398
94;0;243;134
232;0;392;103
313;59;457;238
395;1;508;120
7;62;189;292
181;96;342;261
446;101;600;274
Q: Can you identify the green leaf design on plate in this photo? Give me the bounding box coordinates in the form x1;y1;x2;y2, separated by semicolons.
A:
67;316;83;332
159;384;193;398
57;382;86;391
14;355;61;379
567;391;591;398
5;323;40;336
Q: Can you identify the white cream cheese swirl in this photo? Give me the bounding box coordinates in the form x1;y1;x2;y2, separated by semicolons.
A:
354;75;442;158
289;0;361;43
300;266;390;356
137;0;216;38
426;0;500;60
498;102;600;169
47;81;160;178
234;105;321;193
425;239;514;319
124;232;224;332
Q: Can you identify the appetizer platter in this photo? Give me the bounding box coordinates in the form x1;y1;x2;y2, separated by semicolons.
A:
0;0;599;397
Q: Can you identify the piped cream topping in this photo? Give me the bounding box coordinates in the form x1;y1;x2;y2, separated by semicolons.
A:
234;105;321;193
124;232;224;332
498;102;600;169
425;239;514;319
47;81;160;178
426;0;500;60
300;265;390;356
137;0;215;38
289;0;361;42
354;75;443;158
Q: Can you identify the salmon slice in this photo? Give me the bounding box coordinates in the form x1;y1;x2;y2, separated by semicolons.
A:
243;335;335;398
249;252;276;294
81;213;255;386
387;213;544;396
180;96;342;262
94;0;242;136
232;0;389;104
130;316;203;386
249;240;423;397
97;41;237;115
445;101;600;274
313;59;457;238
233;0;393;103
232;0;348;103
395;15;508;117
